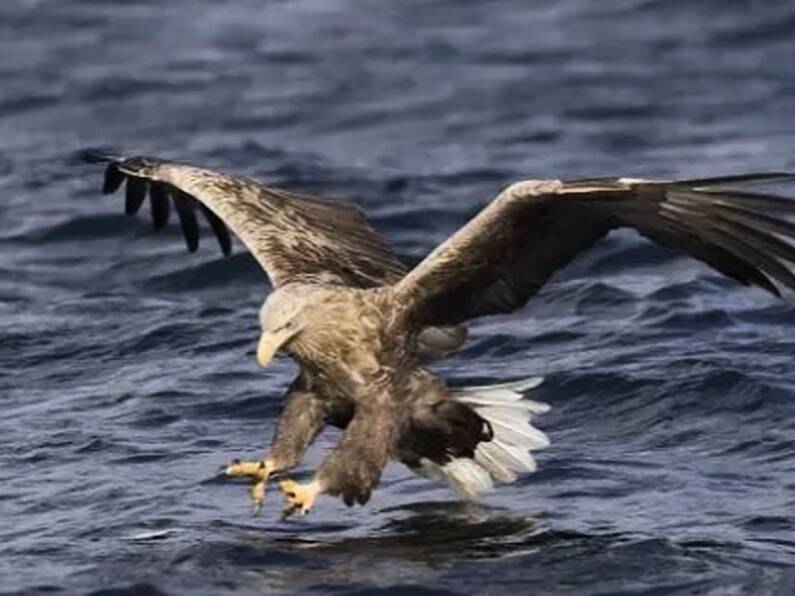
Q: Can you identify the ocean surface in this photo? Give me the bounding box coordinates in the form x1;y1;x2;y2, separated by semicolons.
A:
3;1;795;594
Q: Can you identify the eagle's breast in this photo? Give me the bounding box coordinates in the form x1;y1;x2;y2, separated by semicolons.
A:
287;287;400;393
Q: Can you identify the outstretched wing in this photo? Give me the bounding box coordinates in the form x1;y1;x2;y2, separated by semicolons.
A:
82;150;406;289
394;174;795;328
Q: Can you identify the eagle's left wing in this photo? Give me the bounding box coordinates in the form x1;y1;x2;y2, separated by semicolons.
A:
394;174;795;328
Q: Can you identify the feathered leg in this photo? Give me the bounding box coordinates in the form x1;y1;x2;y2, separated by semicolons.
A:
226;375;326;514
279;399;399;517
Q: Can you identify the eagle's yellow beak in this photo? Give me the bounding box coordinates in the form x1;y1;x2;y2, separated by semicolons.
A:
256;329;293;367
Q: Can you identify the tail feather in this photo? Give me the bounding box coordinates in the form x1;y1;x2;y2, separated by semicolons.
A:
413;376;550;499
485;415;550;449
485;441;538;474
442;458;494;498
455;397;549;412
414;457;494;500
462;376;544;394
473;442;517;483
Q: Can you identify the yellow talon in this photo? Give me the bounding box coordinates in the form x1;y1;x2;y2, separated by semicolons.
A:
225;458;273;516
225;459;269;478
250;479;266;515
279;478;321;518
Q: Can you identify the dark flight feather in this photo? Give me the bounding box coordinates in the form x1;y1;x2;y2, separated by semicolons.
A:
199;204;232;256
636;207;779;294
676;172;795;187
172;189;200;252
149;182;171;231
102;164;126;194
124;177;147;215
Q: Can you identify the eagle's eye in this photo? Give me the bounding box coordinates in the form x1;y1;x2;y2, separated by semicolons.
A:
273;320;295;333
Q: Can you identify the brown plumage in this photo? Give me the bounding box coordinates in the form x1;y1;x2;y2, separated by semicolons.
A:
81;149;795;516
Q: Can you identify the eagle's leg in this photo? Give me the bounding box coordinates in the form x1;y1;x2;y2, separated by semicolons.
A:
226;378;326;515
279;401;397;517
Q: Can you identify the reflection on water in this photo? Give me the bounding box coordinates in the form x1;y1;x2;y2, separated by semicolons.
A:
279;501;547;561
236;502;549;593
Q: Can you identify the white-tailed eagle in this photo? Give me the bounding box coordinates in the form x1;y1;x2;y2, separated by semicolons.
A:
81;150;795;516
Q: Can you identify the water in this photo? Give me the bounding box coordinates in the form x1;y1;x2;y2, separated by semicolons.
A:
3;1;795;594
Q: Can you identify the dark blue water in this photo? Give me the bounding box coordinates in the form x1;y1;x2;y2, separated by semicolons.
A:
4;1;795;594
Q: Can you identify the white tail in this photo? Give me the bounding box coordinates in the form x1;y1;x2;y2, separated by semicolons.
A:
413;376;549;499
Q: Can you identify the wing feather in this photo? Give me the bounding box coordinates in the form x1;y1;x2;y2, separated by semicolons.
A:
82;151;405;289
172;190;200;253
394;175;795;328
149;182;171;231
124;176;147;215
102;163;126;195
198;202;232;256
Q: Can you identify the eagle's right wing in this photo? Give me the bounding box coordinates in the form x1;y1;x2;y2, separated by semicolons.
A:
81;150;467;358
82;150;406;289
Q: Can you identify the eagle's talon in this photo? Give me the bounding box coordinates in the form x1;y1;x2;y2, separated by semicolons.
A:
225;458;274;514
279;478;319;518
250;478;266;516
225;459;270;479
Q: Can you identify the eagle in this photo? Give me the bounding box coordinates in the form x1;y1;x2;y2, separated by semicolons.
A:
81;150;795;517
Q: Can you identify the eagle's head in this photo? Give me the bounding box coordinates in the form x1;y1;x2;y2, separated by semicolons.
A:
255;290;310;368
